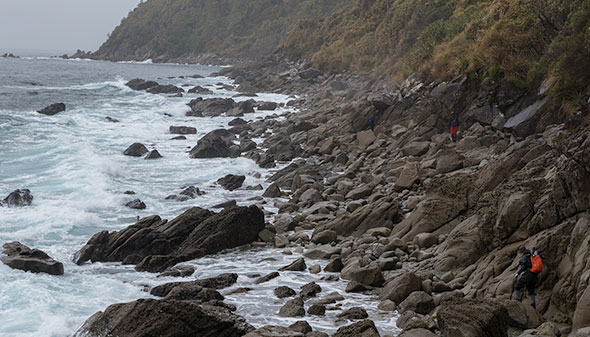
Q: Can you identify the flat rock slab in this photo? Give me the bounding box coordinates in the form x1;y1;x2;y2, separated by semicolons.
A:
2;242;64;275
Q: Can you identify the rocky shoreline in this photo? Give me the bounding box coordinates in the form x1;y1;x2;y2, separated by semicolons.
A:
6;55;586;337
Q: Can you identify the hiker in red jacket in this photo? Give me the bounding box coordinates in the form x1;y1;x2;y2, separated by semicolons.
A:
449;112;460;142
513;246;539;308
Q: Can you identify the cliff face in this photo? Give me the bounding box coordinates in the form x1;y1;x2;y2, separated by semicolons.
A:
92;0;354;63
282;0;590;101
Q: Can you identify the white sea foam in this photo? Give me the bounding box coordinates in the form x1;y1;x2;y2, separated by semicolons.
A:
0;61;398;337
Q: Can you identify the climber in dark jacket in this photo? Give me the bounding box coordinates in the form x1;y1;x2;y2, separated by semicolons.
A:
449;112;460;142
513;246;538;308
365;112;377;131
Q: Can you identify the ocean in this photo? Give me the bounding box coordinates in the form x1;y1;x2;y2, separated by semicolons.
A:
0;57;397;337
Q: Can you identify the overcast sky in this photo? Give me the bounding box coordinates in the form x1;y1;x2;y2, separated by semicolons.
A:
0;0;142;56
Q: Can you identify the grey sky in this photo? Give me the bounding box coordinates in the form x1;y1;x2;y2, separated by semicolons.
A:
0;0;141;55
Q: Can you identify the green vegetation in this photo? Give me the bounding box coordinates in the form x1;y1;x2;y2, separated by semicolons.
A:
94;0;354;62
282;0;590;100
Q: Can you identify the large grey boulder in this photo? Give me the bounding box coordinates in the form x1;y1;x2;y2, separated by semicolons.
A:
72;299;253;337
187;97;236;117
74;205;265;273
126;78;158;91
1;242;64;275
332;320;380;337
217;174;246;191
189;130;237;158
380;272;423;304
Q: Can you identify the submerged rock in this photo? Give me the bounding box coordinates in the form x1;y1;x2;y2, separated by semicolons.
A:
37;103;65;116
126;78;158;91
2;189;33;207
169;126;197;134
72;299;253;337
1;242;64;275
123;143;149;157
125;199;146;210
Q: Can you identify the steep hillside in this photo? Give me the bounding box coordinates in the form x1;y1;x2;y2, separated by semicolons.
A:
92;0;354;63
282;0;590;101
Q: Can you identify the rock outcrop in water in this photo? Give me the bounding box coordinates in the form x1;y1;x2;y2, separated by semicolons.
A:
189;129;240;158
37;103;66;116
1;242;64;275
74;205;265;272
1;189;33;207
72;299;253;337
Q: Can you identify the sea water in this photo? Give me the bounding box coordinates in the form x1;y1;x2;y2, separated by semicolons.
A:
0;57;399;337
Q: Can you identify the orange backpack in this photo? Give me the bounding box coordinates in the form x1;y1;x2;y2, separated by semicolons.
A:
530;252;543;273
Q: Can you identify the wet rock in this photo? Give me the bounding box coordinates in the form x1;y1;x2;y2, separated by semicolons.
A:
180;186;204;198
279;258;306;272
399;291;435;314
75;206;264;273
262;183;282;198
257;102;278;111
169;126;197;134
346;281;371;293
37;102;66;115
254;272;280;284
300;282;322;299
227;100;255;117
151;273;239;296
125;199;146;209
171;135;187;140
72;299;253;337
164;284;223;302
212;200;237;208
228;118;248;126
308;304;326;316
187;97;236;117
289;321;312;334
2;189;33;207
126;78;158;91
398;328;438;337
243;326;304;337
157;265;195;278
274;286;296;299
309;265;321;274
188;86;213;94
380;272;423;304
333;319;380;337
337;307;368;320
105;116;120;123
258;229;275;242
437;299;543;337
147;84;184;95
1;242;64;275
343;264;384;287
311;230;337;244
274;214;298;233
145;150;162;160
123;143;149;157
189;130;236;158
279;297;305;317
325;258;344;272
217;174;246;191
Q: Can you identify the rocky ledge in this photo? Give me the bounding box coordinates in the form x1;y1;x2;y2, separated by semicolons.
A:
74;205;265;273
1;242;64;275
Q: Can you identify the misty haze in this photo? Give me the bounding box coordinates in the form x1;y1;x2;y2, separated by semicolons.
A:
1;1;590;337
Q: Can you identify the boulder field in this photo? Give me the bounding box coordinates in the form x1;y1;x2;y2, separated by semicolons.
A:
71;58;589;336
